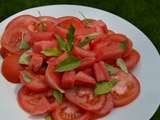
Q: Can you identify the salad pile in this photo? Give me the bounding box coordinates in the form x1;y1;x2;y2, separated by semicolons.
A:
0;14;140;120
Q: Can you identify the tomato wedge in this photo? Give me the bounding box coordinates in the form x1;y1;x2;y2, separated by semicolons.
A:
111;71;140;107
18;86;53;115
2;54;23;83
20;70;49;92
0;47;10;58
65;86;106;112
52;101;92;120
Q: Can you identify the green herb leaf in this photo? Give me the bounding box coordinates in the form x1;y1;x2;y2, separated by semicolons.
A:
19;33;30;49
116;58;128;73
79;11;93;26
95;80;118;95
105;64;117;75
53;90;63;104
55;55;80;72
55;34;69;52
38;22;46;32
22;71;32;83
41;48;62;57
78;32;99;48
67;25;75;51
119;41;127;49
45;115;52;120
19;50;31;65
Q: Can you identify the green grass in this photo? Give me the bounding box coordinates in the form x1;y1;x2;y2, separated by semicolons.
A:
0;0;159;119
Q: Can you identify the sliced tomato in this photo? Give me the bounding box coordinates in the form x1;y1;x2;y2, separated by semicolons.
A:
93;61;110;82
6;15;39;31
33;40;58;53
0;47;10;58
82;68;94;76
2;54;23;83
111;71;140;107
38;16;58;24
124;49;140;70
20;70;48;92
75;71;96;87
79;57;96;69
93;94;113;118
52;101;92;120
1;27;31;53
75;27;96;36
31;32;54;42
72;46;95;58
18;86;54;115
65;86;106;112
123;39;133;57
61;71;76;89
45;62;64;93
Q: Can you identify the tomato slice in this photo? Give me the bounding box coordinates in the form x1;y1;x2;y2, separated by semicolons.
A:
93;61;110;82
124;49;140;70
2;54;23;83
61;71;76;89
18;86;54;115
31;32;54;42
111;71;140;107
52;101;92;120
20;70;49;92
0;47;10;58
1;27;31;53
6;15;39;31
75;71;96;87
93;94;113;118
38;16;58;24
79;57;96;69
65;86;106;112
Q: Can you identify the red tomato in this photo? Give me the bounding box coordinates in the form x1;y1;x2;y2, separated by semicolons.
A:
52;101;92;120
72;46;95;58
61;71;76;89
57;16;84;29
65;86;106;112
0;47;10;58
18;86;53;115
124;49;140;70
123;39;133;57
75;71;96;87
6;15;39;31
111;71;140;107
45;62;64;93
93;61;110;82
2;54;23;83
20;70;49;92
93;94;113;118
79;57;96;69
1;27;31;53
82;68;94;76
75;27;96;36
38;16;58;24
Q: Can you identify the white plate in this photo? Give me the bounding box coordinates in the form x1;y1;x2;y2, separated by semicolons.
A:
0;5;160;120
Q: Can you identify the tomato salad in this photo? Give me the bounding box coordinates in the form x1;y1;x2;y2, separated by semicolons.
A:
0;15;141;120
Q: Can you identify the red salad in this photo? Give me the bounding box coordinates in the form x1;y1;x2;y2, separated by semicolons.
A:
0;15;141;120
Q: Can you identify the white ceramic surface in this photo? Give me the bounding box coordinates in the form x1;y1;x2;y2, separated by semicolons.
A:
0;5;160;120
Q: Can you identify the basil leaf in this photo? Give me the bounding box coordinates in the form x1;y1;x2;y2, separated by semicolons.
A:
41;48;62;57
55;56;80;72
19;50;31;65
38;22;46;32
95;80;118;95
55;34;69;52
67;25;75;51
22;71;32;83
53;90;63;104
78;32;99;48
19;39;30;49
105;64;117;75
116;58;128;73
119;41;127;49
45;115;52;120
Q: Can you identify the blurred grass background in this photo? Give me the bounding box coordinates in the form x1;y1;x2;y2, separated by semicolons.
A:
0;0;159;119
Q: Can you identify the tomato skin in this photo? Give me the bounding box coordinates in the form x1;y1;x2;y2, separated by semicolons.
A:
111;71;140;107
75;71;96;87
79;57;96;70
18;87;53;115
0;47;10;58
20;70;49;92
93;61;110;82
93;94;113;118
52;101;92;120
61;71;76;89
1;27;31;53
2;54;23;83
65;87;106;112
124;49;140;70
